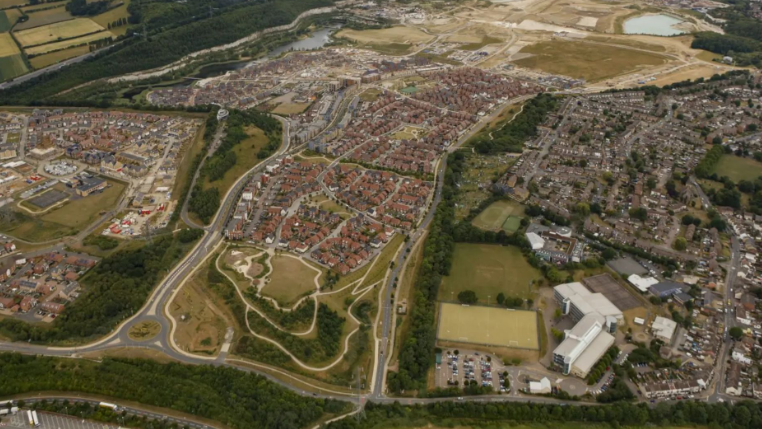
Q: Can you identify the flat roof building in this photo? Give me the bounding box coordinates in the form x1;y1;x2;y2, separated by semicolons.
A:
628;274;659;293
552;312;615;378
651;316;678;344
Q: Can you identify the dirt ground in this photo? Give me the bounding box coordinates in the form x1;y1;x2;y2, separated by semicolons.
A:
169;275;229;356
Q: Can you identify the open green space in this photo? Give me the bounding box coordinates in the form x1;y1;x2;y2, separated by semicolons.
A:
439;244;540;303
460;35;502;51
712;155;762;182
0;179;124;242
0;10;13;32
513;40;666;82
472;199;524;232
437;302;539;349
200;126;268;196
261;255;322;307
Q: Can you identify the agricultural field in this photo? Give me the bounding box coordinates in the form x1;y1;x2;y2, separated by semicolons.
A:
472;200;525;233
437;303;539;350
13;6;72;31
25;31;110;55
260;255;322;307
0;32;20;56
0;10;14;32
513;40;667;82
712;155;762;182
0;53;27;81
439;244;541;303
0;0;25;8
91;0;131;36
15;18;104;47
29;44;89;69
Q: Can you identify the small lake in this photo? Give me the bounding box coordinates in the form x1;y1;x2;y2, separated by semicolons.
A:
623;14;686;36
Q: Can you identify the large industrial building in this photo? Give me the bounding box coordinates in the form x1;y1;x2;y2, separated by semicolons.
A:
552;282;623;378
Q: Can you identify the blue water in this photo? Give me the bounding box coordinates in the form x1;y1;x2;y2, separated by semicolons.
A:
623;14;686;36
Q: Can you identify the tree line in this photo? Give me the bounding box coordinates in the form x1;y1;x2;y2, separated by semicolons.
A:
0;353;349;429
0;0;335;105
471;93;558;154
325;399;762;429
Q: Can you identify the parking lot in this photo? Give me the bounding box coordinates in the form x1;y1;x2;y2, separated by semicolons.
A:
2;410;119;429
435;350;510;393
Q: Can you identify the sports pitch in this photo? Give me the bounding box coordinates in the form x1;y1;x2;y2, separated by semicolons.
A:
472;200;524;233
437;303;539;350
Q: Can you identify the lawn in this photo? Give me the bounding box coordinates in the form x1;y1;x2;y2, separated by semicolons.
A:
439;244;540;303
261;255;322;307
437;303;539;350
513;40;666;82
0;54;28;81
29;44;89;69
712;155;762;182
41;180;125;228
201;126;270;197
359;234;404;288
15;18;104;47
472;200;525;232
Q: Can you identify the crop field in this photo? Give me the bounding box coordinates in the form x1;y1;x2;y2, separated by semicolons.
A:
472;200;524;233
439;244;540;303
261;255;321;307
0;33;20;56
712;155;762;182
25;30;110;55
13;7;73;31
0;54;27;81
91;0;131;36
0;0;25;8
337;26;433;45
15;18;104;47
29;44;89;69
437;303;539;350
513;40;666;82
0;10;13;32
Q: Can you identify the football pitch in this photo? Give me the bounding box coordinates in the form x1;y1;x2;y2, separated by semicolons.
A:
437;303;539;350
472;200;524;233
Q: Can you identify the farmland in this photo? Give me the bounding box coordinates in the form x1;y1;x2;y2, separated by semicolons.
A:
712;155;762;182
29;45;90;69
472;200;525;233
0;32;20;56
25;31;110;56
513;40;667;82
437;303;539;350
15;18;105;47
14;6;72;31
0;54;28;82
439;244;541;303
91;0;131;36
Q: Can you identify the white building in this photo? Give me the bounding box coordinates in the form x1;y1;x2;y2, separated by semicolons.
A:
651;316;678;343
554;282;623;323
628;274;659;293
529;377;552;394
526;232;545;250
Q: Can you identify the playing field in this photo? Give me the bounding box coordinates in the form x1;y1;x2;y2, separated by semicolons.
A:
437;303;539;350
472;200;524;233
513;40;667;82
440;244;540;303
15;18;104;47
712;155;762;182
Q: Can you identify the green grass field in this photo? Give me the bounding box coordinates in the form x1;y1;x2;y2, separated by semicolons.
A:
514;40;666;82
261;255;322;307
712;155;762;182
437;303;539;349
201;126;269;198
439;244;541;303
0;54;28;81
472;200;524;232
0;11;12;32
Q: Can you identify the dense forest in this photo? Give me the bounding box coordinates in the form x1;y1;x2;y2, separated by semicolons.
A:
188;109;281;223
0;231;201;343
470;93;558;154
691;2;762;67
0;353;349;429
67;0;112;16
0;0;334;105
325;399;762;429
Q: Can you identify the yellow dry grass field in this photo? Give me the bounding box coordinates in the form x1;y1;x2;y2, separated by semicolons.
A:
25;31;111;55
337;26;433;45
437;303;539;350
648;64;728;87
272;102;311;115
15;18;104;47
29;45;90;69
0;33;20;57
91;0;131;36
0;0;24;8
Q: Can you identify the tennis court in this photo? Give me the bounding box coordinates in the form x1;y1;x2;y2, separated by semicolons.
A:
437;302;539;350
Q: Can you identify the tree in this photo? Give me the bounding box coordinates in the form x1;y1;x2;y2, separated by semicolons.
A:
496;293;505;305
729;326;744;340
457;290;478;305
602;248;617;261
674;237;687;251
574;202;590;216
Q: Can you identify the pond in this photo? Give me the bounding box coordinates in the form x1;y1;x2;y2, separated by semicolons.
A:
623;14;686;36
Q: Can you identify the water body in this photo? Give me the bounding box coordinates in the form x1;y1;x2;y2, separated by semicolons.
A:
123;27;337;99
623;14;686;36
